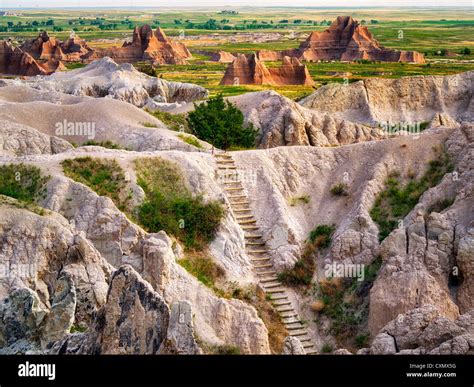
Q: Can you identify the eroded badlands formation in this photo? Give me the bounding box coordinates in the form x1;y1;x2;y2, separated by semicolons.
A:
0;32;94;76
91;25;192;65
257;16;425;64
220;54;315;86
0;25;192;76
0;59;472;355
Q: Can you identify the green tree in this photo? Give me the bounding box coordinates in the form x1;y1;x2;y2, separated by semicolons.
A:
187;94;257;151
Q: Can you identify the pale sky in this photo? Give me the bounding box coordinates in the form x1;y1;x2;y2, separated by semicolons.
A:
1;0;473;8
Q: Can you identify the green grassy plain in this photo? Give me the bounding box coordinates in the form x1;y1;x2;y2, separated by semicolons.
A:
2;7;473;99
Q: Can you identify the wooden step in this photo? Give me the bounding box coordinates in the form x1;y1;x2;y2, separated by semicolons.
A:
260;276;279;283
256;270;276;275
285;324;305;331
225;187;244;192
241;225;259;231
234;208;252;212
238;219;257;225
272;300;291;306
251;257;270;262
216;160;235;164
218;166;237;170
290;331;308;337
268;294;287;301
246;241;265;246
283;319;302;325
303;343;315;349
276;306;294;312
265;288;286;294
247;249;266;254
215;154;232;158
245;234;263;239
262;281;282;288
236;214;254;219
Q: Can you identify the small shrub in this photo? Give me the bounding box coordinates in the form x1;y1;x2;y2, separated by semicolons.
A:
188;94;257;150
135;157;224;250
321;343;333;353
289;195;310;206
308;224;335;248
278;225;335;287
0;164;50;203
277;247;315;287
355;333;370;348
70;324;88;333
330;183;349;196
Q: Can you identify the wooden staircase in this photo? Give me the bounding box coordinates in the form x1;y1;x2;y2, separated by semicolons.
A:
214;152;317;355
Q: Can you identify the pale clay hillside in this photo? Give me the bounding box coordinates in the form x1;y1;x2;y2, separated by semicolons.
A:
0;55;473;355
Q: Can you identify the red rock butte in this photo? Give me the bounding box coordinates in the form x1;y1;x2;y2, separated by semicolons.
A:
257;16;425;64
93;25;192;65
220;54;315;86
0;31;93;76
0;40;49;76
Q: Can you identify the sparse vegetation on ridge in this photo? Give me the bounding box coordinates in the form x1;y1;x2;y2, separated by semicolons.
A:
61;157;132;212
146;109;190;132
177;133;203;149
82;140;126;150
370;147;453;241
0;164;50;204
140;121;158;128
278;224;335;287
135;157;224;250
289;195;310;206
313;256;382;349
177;252;225;290
229;284;288;353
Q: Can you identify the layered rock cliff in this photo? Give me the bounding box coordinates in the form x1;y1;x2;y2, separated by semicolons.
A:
256;16;425;64
220;54;314;86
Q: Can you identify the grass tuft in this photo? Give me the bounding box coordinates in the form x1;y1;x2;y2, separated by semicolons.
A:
278;224;335;287
370;147;453;242
61;157;132;212
0;164;50;204
330;183;349;196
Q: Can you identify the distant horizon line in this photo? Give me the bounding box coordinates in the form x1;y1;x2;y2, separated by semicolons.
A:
2;5;473;10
